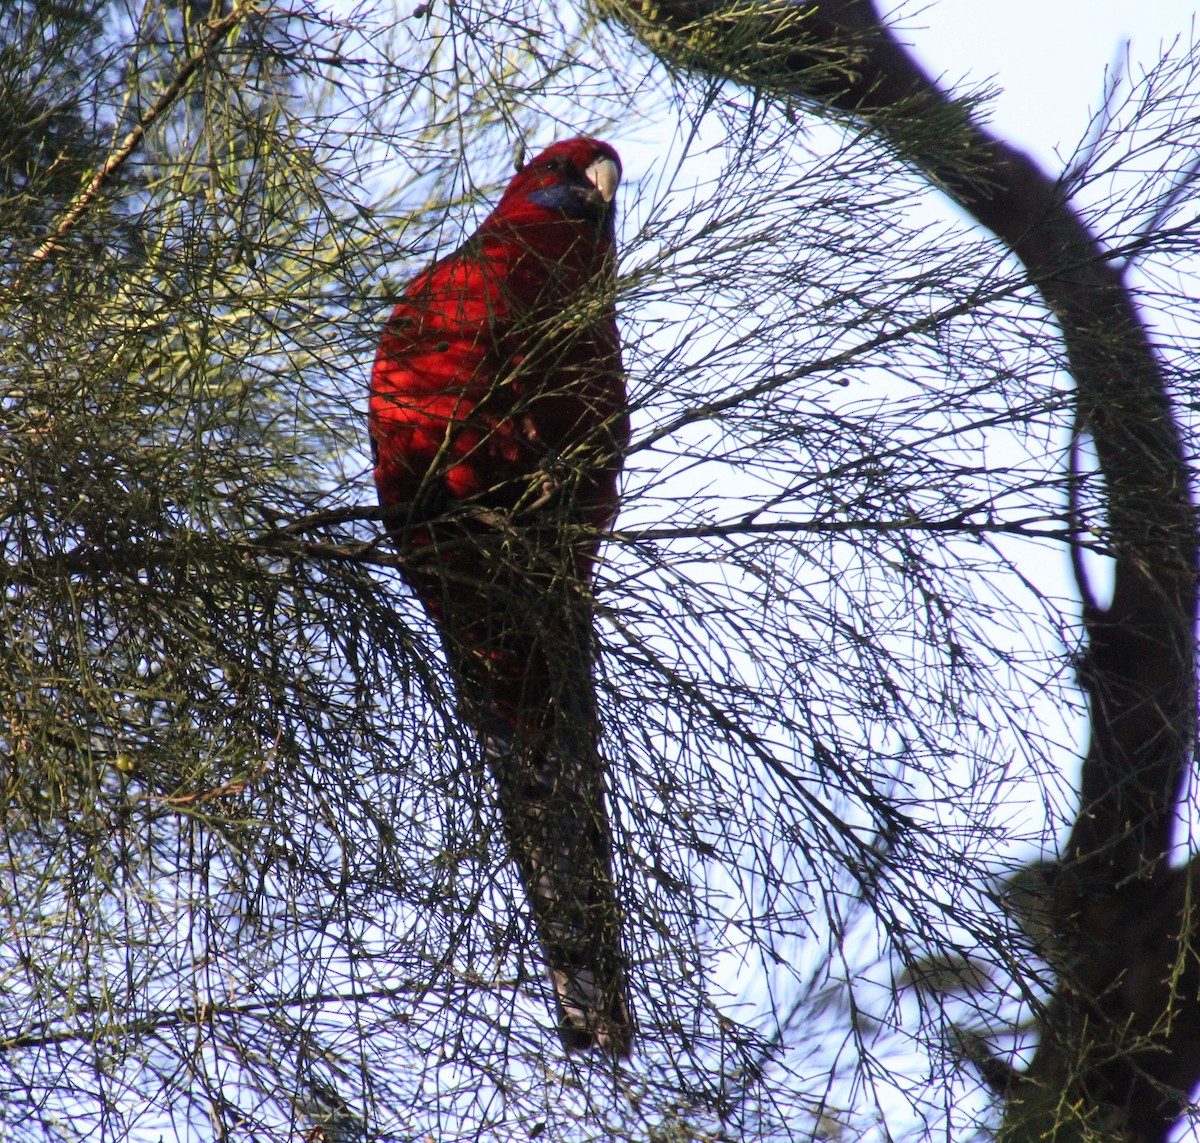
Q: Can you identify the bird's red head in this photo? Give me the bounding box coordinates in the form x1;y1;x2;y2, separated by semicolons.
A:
488;137;622;237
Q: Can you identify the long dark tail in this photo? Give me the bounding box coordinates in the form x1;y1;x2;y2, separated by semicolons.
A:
483;721;632;1057
414;514;633;1055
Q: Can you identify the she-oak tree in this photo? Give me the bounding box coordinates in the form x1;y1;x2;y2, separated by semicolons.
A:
1;0;1199;1141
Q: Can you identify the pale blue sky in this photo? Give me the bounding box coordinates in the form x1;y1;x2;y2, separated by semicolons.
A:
905;1;1197;169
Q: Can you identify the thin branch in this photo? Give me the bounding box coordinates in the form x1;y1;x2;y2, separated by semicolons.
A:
0;983;426;1055
9;1;250;286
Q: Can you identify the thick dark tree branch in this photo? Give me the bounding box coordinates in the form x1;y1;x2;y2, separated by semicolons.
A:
600;0;1200;1139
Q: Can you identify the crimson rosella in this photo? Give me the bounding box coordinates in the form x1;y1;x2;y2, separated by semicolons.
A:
369;137;632;1056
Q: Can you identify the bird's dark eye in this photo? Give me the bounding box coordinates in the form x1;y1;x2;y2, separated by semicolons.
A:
542;157;563;172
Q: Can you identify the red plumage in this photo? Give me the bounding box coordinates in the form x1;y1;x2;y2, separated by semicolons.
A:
369;137;632;1056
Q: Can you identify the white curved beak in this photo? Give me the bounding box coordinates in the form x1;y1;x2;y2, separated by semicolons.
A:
585;156;620;203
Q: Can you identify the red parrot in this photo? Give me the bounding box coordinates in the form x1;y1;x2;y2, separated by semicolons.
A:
369;137;632;1056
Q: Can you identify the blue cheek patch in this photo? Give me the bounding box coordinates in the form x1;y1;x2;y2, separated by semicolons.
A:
527;182;593;219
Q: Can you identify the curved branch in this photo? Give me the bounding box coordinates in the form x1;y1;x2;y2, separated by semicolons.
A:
608;0;1196;870
601;1;1199;1139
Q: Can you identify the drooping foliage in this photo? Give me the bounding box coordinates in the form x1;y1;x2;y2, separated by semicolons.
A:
2;0;1200;1139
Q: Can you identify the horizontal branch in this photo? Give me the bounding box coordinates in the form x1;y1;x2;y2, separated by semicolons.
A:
0;504;1089;588
0;981;424;1055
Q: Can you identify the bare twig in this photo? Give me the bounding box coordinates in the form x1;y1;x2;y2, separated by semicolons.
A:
9;1;250;286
